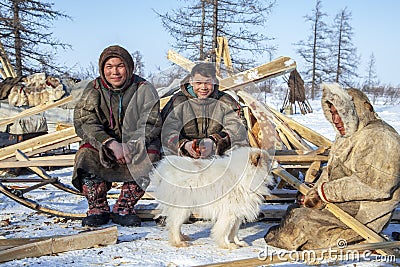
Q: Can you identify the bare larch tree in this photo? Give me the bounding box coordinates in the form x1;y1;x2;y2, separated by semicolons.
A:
295;0;330;100
155;0;276;71
328;7;359;87
0;0;71;77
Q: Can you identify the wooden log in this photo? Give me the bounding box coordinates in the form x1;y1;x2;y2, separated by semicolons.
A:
218;57;296;92
0;226;117;263
0;41;16;78
0;95;73;127
0;127;78;161
166;50;296;93
167;49;195;71
0;158;74;168
238;91;311;151
268;106;333;148
304;160;321;183
23;136;81;158
272;165;393;256
15;149;54;179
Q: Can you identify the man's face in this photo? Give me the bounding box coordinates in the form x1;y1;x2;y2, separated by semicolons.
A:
330;105;346;135
103;57;127;89
190;73;214;99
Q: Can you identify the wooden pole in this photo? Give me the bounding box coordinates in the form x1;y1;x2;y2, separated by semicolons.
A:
0;226;118;263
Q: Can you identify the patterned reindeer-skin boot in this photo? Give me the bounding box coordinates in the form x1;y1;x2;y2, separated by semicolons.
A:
81;178;110;227
111;181;145;227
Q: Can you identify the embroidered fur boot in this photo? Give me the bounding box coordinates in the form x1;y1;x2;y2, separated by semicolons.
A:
111;181;145;227
81;178;110;227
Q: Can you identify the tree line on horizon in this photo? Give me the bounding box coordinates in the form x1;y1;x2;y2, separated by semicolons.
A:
0;0;397;103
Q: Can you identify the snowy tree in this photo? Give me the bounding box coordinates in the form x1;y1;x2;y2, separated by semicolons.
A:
131;51;145;77
0;0;71;76
295;0;330;99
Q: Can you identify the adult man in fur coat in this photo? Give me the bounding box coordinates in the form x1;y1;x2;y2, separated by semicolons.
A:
73;45;161;227
265;83;400;250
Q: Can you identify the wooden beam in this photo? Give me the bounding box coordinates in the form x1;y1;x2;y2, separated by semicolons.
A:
218;57;296;92
0;127;78;161
166;49;195;71
0;95;73;127
166;50;296;92
238;90;312;151
0;158;74;168
0;40;16;78
15;149;52;179
0;226;117;263
268;106;333;148
274;155;327;163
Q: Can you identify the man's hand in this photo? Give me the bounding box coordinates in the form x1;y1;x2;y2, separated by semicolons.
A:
107;140;126;165
304;188;325;209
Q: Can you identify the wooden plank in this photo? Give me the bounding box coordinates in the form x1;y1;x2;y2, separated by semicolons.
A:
167;49;195;71
24;136;81;158
0;158;74;168
304;160;321;183
272;166;393;256
15;149;52;179
166;50;296;92
0;226;117;263
218;57;296;92
269;106;333;148
0;95;73;127
274;155;327;163
0;41;16;78
238;91;311;151
0;127;77;161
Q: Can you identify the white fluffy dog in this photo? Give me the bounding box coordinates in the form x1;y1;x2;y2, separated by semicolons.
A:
150;146;274;249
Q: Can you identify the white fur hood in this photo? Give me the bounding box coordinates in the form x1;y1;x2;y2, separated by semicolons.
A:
321;83;379;137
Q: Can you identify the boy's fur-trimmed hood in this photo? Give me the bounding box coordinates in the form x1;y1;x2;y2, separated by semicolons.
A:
321;83;378;137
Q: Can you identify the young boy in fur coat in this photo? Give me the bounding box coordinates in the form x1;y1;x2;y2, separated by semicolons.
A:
160;62;249;158
264;83;400;250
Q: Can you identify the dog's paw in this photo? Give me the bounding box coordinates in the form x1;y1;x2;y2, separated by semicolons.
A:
171;240;190;247
218;242;239;250
235;240;249;247
180;233;191;241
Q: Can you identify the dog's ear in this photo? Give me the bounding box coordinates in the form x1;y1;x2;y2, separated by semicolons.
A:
250;151;261;166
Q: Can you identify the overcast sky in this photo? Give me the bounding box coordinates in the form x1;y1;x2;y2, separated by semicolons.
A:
52;0;400;85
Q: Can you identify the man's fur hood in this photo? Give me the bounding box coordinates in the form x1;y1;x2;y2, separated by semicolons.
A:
321;83;379;138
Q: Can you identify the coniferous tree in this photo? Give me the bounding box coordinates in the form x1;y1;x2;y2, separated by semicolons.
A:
0;0;71;76
328;7;359;87
295;0;330;99
364;52;379;92
132;51;145;77
155;0;276;71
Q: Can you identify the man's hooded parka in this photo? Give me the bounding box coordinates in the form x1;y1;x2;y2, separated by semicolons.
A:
72;45;162;190
265;83;400;250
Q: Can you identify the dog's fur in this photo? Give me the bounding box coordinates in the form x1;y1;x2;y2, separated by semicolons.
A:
151;146;274;249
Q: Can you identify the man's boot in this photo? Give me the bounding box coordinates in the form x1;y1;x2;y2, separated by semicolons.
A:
111;181;144;227
81;178;110;227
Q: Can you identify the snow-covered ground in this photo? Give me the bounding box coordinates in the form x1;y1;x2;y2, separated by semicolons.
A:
0;91;399;267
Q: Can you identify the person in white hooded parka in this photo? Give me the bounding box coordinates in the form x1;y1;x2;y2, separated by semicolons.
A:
264;83;400;250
